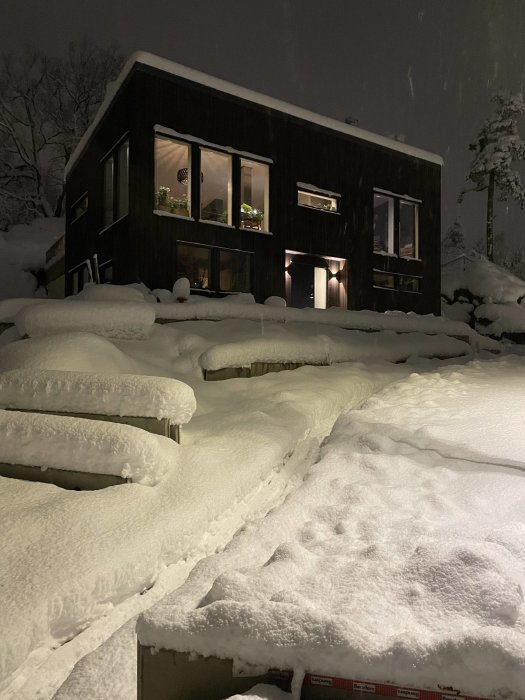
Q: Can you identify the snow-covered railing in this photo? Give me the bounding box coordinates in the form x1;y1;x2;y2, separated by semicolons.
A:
0;369;196;443
0;409;179;488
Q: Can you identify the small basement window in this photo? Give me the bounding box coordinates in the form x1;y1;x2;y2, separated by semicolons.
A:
398;275;421;293
177;243;211;290
373;271;395;289
373;269;422;294
219;249;251;292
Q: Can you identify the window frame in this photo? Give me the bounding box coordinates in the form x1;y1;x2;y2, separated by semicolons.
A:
297;183;340;214
372;268;422;294
100;134;129;233
373;189;420;259
154;135;192;219
176;241;253;294
70;192;88;224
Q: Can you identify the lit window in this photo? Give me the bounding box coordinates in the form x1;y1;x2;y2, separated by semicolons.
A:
102;139;129;229
200;149;232;224
154;136;191;217
177;244;210;289
240;159;269;231
373;194;394;254
399;201;418;258
373;191;420;258
298;189;338;212
219;250;251;292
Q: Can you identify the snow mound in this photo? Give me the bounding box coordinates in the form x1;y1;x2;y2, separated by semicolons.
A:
0;332;141;373
16;300;155;339
442;257;525;304
0;297;57;324
73;283;145;303
0;369;196;424
475;303;525;335
0;409;178;485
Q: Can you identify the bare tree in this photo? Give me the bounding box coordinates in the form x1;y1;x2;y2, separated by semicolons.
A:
0;41;123;228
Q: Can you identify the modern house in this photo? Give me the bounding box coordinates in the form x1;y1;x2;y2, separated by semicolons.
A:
64;52;442;313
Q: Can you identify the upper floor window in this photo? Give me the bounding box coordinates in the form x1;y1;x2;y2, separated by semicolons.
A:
103;139;128;228
154;136;191;217
200;148;232;224
297;184;339;213
373;191;419;258
240;159;269;231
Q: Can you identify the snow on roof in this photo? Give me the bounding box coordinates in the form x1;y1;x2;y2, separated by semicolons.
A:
65;51;443;177
0;409;178;485
0;369;196;424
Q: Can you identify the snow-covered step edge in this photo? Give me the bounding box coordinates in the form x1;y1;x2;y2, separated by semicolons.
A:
15;301;155;340
0;369;196;425
0;409;179;486
199;333;473;374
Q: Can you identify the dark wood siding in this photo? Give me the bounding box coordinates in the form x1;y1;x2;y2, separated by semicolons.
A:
66;63;441;313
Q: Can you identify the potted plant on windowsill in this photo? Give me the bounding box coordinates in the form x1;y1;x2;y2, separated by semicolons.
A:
240;203;264;229
155;187;189;216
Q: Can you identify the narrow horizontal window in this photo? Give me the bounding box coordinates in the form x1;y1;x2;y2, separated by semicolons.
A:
373;271;396;289
298;189;338;212
398;275;421;293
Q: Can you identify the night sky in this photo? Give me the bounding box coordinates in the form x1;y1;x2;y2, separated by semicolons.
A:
2;0;525;248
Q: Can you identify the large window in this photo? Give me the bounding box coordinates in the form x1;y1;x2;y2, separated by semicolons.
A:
177;243;252;293
177;244;211;289
219;250;251;292
373;191;419;258
103;139;128;228
240;159;269;231
200;149;232;224
154;136;191;217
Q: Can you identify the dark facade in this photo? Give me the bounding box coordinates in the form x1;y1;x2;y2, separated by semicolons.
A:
65;54;442;313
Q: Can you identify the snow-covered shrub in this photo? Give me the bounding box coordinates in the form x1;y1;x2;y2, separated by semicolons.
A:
264;296;287;307
152;288;174;303
173;277;190;302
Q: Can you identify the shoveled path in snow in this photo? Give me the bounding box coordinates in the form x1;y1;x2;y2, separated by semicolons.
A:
0;361;405;699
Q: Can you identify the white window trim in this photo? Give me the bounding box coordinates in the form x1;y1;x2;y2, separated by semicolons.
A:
296;182;341;198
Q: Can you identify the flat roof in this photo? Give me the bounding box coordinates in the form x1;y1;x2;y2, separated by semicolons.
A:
65;51;443;177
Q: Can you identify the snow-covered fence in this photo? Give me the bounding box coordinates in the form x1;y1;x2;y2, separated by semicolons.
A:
0;409;179;488
0;369;196;443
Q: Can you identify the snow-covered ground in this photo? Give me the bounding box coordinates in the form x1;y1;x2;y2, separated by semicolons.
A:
1;310;417;697
139;355;525;700
0;291;520;700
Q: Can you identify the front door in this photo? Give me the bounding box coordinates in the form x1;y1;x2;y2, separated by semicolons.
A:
288;255;328;309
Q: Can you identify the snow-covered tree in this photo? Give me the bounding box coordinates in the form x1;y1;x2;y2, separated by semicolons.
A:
441;217;465;261
459;91;525;261
0;41;123;228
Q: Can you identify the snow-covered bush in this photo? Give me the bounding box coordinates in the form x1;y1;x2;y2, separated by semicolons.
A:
173;277;190;302
264;296;287;307
73;283;145;303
